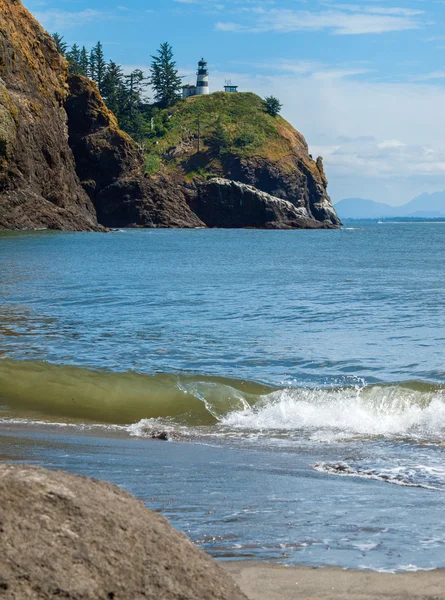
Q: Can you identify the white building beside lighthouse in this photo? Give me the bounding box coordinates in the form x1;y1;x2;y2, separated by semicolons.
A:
182;58;210;98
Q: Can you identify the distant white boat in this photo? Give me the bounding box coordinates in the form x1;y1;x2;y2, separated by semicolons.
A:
377;220;383;224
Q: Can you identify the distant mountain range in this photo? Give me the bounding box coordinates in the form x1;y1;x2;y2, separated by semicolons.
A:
335;191;445;219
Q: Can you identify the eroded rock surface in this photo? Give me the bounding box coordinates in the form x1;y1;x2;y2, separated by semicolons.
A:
65;76;204;229
192;178;334;229
218;155;340;227
0;0;100;231
0;463;248;600
65;75;144;202
94;174;204;228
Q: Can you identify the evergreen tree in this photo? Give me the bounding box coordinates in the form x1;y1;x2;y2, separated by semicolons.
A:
207;118;230;156
102;61;125;117
66;44;82;75
120;70;149;142
264;96;282;117
51;33;67;57
79;47;90;77
124;110;148;144
89;48;97;82
125;70;147;115
89;42;107;94
149;42;182;108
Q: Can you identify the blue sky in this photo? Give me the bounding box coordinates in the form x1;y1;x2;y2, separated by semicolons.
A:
23;0;445;205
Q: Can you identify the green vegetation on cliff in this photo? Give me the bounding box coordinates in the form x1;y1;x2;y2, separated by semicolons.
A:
51;36;287;159
144;92;308;178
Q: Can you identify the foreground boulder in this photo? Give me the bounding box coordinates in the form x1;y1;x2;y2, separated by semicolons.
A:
0;464;248;600
192;178;336;229
0;0;100;231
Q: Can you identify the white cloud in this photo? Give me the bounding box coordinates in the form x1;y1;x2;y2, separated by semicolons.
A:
33;9;104;29
415;70;445;81
332;5;424;17
216;5;425;35
198;68;445;203
378;139;406;149
247;58;371;80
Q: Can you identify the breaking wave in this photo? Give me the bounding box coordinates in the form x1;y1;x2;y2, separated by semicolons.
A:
2;359;445;442
221;385;445;441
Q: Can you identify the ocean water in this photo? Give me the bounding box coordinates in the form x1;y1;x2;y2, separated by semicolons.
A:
1;222;445;571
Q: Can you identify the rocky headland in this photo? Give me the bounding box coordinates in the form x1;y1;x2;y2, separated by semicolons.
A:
0;0;341;231
0;463;248;600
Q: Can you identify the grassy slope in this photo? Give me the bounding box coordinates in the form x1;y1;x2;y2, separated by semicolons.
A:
144;92;310;179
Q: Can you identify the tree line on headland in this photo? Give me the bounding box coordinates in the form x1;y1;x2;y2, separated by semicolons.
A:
52;35;183;143
52;34;283;146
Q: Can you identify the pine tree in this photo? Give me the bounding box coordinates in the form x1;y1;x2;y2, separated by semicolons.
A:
89;48;97;82
67;44;82;75
263;96;283;117
79;47;90;77
120;70;149;142
89;42;107;94
207;118;230;156
51;33;67;57
102;61;125;117
149;42;182;108
125;70;147;115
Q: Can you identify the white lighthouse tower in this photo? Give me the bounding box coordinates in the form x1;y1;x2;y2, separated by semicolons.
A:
196;58;209;95
182;58;210;98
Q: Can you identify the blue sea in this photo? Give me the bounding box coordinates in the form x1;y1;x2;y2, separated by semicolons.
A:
1;222;445;572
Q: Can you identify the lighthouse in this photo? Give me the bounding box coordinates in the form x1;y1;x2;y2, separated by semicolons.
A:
182;58;210;98
196;58;209;95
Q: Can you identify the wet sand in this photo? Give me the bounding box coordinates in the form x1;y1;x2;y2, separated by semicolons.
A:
224;562;445;599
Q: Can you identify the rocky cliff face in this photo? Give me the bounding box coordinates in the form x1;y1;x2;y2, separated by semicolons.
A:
65;75;144;202
94;174;204;229
191;178;335;229
71;78;340;230
0;0;100;231
226;155;339;227
145;92;342;229
65;75;203;228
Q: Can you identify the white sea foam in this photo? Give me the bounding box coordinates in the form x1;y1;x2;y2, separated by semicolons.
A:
313;461;445;491
0;417;124;432
220;385;445;440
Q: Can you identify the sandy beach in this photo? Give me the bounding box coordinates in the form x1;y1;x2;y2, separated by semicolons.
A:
224;562;445;600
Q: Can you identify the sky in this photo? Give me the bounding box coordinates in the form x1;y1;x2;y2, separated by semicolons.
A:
22;0;445;205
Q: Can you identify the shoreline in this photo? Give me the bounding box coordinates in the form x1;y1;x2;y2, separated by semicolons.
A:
3;424;445;579
223;562;445;599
